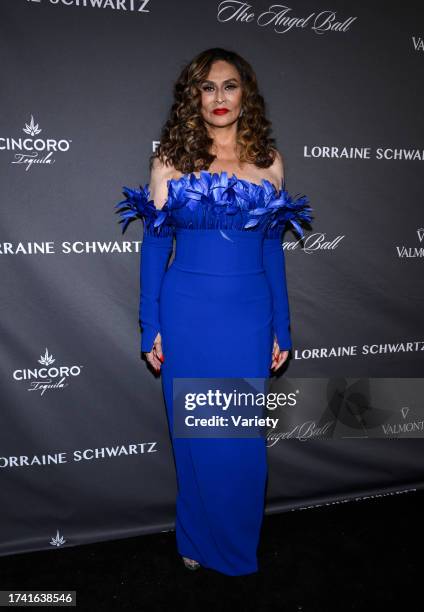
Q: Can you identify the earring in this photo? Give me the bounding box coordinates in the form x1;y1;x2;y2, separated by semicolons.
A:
239;108;244;117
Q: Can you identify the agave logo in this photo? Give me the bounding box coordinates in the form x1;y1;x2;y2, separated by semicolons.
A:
13;348;83;395
49;529;66;548
23;115;42;137
0;115;72;171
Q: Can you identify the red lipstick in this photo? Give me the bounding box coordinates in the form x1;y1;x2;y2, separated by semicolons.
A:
213;108;229;115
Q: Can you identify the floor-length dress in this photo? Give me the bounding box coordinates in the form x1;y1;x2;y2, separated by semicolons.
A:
116;170;312;576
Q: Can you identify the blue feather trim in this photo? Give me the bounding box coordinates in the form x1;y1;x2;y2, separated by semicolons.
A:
114;184;174;237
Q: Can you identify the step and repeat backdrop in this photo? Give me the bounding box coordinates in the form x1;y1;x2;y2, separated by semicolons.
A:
1;0;423;556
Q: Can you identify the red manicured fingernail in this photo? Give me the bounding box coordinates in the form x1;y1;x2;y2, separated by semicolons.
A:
159;355;165;363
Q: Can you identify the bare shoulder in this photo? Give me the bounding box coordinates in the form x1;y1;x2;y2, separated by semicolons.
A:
268;148;285;190
148;156;176;209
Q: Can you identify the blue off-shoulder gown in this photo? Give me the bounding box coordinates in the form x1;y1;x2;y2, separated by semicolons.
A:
116;171;312;576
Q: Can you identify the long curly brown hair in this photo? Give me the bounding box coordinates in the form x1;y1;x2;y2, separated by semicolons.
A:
150;47;277;174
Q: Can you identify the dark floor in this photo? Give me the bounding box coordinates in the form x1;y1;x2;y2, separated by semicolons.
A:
1;488;421;611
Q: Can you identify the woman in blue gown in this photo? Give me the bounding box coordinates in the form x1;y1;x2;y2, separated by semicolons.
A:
116;48;312;576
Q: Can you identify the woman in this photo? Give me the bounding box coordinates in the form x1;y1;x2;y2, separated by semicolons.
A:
116;47;312;576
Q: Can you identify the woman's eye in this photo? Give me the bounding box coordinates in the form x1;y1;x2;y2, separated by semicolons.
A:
201;84;238;92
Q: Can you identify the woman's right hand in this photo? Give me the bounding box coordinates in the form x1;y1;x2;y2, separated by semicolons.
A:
143;332;165;373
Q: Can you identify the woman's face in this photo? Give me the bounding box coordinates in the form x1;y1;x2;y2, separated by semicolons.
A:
199;60;243;128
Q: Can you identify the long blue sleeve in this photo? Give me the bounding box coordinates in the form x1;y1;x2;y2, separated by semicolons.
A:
262;235;292;351
139;232;173;352
115;183;174;353
260;183;313;352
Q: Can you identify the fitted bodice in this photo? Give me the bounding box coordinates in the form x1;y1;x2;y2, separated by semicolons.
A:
173;228;266;275
115;170;313;240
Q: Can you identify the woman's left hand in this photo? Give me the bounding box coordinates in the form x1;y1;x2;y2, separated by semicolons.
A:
271;337;290;372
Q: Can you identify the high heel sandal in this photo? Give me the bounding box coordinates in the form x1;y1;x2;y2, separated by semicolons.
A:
182;556;201;570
